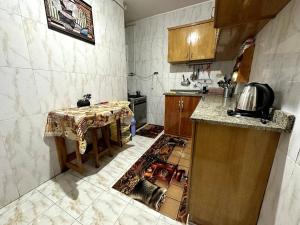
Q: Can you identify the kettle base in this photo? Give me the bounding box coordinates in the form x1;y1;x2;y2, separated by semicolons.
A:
227;110;269;124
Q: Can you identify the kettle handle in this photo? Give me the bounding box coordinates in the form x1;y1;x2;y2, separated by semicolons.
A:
255;83;274;113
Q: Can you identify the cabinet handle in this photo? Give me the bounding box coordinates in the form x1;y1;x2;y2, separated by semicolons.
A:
191;53;193;59
178;100;181;112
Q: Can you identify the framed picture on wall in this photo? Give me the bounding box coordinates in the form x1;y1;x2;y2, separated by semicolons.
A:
44;0;95;44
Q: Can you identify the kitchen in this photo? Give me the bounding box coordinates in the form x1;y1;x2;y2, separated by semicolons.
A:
0;0;299;225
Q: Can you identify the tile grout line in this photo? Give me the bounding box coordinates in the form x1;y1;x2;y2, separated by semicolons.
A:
26;190;55;224
112;200;132;225
72;189;108;224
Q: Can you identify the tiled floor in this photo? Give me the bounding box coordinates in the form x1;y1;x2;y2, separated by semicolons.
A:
0;133;183;225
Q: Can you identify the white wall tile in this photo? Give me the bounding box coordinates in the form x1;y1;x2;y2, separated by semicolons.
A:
0;10;30;68
0;115;54;196
0;136;19;208
249;0;300;223
19;0;47;24
0;67;41;121
0;0;20;15
257;152;295;225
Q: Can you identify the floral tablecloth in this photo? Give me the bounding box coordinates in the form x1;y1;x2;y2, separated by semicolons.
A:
45;101;133;154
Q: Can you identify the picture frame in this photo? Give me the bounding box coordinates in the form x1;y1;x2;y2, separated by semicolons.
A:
44;0;95;44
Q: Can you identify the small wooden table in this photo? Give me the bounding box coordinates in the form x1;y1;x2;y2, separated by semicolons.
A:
54;123;118;174
45;101;133;174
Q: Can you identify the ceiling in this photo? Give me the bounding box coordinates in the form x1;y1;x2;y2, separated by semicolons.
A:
124;0;208;23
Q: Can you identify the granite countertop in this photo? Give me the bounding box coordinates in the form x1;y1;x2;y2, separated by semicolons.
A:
191;95;295;133
164;91;203;97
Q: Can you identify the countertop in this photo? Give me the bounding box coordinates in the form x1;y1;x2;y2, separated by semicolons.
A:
164;91;203;97
190;95;295;133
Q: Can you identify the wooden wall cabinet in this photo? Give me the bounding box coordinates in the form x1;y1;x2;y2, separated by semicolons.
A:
164;95;200;138
168;20;217;63
214;0;291;28
168;26;191;63
214;0;290;60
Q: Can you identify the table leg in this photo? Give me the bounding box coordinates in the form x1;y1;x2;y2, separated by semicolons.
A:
91;129;100;168
55;137;84;174
101;125;113;157
74;141;84;173
54;137;67;172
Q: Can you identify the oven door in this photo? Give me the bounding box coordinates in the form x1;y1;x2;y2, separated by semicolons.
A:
133;100;147;129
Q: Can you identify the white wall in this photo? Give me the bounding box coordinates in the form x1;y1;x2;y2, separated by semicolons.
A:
126;0;235;125
249;0;300;224
0;0;127;208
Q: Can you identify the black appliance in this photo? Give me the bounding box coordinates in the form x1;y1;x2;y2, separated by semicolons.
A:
128;92;147;129
227;83;275;123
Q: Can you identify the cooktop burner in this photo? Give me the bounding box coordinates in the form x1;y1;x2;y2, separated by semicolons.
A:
128;94;142;98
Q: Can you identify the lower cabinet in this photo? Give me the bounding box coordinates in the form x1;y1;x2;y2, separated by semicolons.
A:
189;122;280;225
164;95;200;138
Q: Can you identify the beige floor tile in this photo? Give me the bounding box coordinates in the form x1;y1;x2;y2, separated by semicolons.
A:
71;221;83;225
159;197;180;220
173;146;183;154
155;179;169;189
169;150;183;159
37;173;83;203
166;185;184;201
170;179;184;188
0;190;54;225
78;191;128;225
167;155;180;165
181;151;190;160
55;181;104;219
115;203;159;225
158;214;183;225
178;158;190;168
29;205;76;225
183;146;192;154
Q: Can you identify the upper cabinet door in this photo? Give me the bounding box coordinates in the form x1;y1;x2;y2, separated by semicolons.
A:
189;21;217;61
168;20;217;64
168;26;191;63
